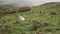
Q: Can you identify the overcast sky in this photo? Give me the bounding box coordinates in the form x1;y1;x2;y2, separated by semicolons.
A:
0;0;60;6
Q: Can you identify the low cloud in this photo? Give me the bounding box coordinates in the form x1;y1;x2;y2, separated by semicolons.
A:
0;0;60;6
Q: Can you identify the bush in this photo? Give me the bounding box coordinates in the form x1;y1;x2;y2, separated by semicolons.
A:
31;20;42;30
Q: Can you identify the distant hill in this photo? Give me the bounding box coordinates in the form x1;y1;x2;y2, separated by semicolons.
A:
31;2;60;13
0;5;30;16
40;2;60;8
0;5;18;15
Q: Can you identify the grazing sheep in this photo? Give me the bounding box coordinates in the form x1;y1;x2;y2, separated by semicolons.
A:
19;16;25;22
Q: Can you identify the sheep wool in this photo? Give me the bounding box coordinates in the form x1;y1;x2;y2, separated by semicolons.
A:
19;16;25;22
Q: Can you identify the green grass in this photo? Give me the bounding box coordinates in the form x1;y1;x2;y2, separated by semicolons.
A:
0;2;60;34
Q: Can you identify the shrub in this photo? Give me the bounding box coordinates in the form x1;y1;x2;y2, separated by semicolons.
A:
31;20;42;30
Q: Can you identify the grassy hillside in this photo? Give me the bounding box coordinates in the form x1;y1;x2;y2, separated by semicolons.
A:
0;2;60;34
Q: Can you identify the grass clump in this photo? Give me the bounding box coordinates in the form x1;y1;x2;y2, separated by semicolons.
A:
0;27;12;34
31;20;42;30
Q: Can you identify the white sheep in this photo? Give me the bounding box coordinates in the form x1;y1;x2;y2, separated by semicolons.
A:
19;16;25;22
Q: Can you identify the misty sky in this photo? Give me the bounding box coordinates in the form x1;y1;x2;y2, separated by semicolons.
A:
0;0;60;7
